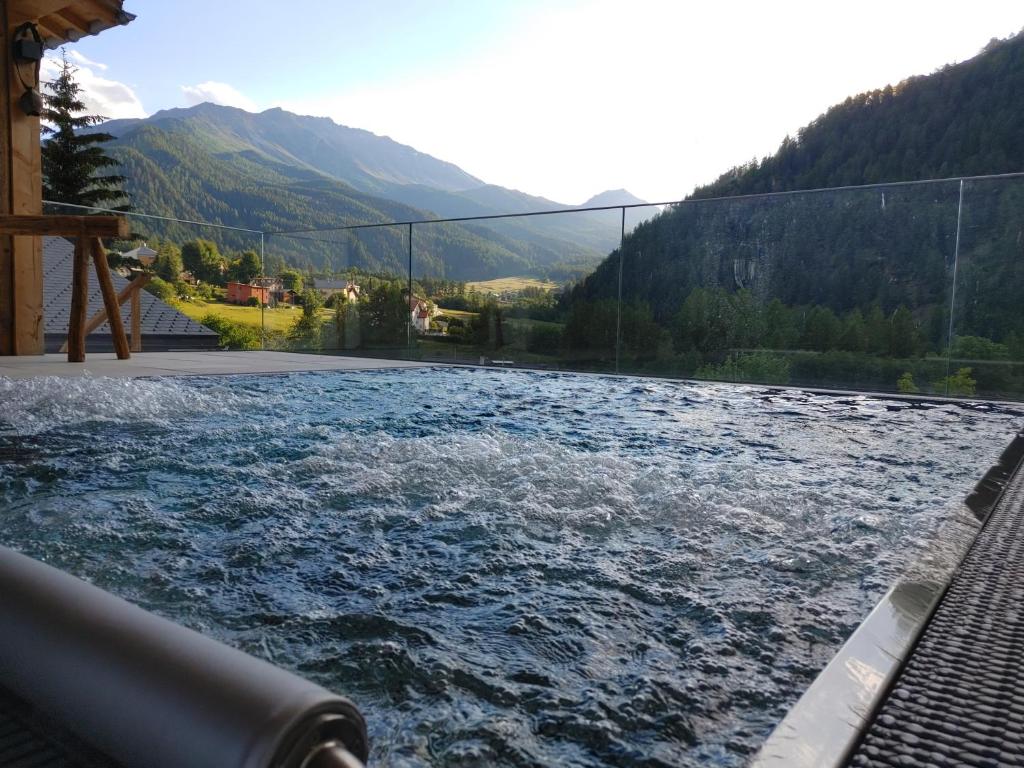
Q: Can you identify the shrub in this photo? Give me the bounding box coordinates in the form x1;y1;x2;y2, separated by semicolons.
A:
199;313;261;350
696;351;790;385
897;372;919;394
144;276;177;303
933;367;977;397
245;296;260;307
193;283;218;300
949;335;1008;361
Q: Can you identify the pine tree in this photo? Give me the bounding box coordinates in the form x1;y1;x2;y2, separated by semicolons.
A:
41;50;129;210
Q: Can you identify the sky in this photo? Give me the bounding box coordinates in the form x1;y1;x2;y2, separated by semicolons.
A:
50;0;1024;205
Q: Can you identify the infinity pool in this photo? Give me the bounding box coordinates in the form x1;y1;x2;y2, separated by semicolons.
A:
0;368;1019;766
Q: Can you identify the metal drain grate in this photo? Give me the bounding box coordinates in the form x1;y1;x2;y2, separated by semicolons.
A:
0;687;120;768
847;461;1024;767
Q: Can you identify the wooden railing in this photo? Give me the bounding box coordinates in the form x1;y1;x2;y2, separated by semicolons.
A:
0;214;132;362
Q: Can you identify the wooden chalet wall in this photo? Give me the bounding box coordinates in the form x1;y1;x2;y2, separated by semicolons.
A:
0;0;133;355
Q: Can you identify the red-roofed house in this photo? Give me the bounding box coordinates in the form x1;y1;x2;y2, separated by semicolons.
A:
409;297;432;332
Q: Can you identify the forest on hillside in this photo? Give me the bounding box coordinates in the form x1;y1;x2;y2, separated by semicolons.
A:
550;31;1024;397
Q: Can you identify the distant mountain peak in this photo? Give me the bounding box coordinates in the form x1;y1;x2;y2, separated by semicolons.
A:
581;189;648;208
97;101;485;193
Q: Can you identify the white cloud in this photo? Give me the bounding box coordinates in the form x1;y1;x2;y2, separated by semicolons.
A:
67;50;107;71
180;81;257;111
41;54;146;120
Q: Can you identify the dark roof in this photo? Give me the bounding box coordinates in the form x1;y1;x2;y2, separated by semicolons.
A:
312;279;349;291
43;237;217;339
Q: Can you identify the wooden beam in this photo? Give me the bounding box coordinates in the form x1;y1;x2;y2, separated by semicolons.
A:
66;232;88;361
65;0;123;36
12;2;131;45
129;274;141;352
7;1;75;23
59;269;148;353
90;237;129;358
1;1;44;355
38;8;89;37
0;214;128;237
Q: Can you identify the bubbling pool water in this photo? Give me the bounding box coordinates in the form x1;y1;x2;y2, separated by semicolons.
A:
0;368;1020;766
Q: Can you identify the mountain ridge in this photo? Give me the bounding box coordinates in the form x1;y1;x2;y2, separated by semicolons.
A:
92;102;649;278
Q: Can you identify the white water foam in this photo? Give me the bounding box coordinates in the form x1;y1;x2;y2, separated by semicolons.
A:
0;375;257;435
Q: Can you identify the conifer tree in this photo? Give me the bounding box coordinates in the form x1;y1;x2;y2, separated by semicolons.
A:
41;50;130;210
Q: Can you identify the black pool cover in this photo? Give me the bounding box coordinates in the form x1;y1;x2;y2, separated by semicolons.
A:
0;546;368;768
847;448;1024;767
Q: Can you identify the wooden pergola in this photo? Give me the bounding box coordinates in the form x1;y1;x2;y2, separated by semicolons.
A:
1;0;134;356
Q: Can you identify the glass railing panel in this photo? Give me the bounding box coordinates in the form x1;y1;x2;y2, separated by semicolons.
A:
607;184;962;393
407;217;476;365
42;174;1024;404
41;202;264;354
269;224;413;357
412;208;625;369
947;176;1024;400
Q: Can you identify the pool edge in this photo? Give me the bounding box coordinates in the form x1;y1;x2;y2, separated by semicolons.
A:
749;428;1024;768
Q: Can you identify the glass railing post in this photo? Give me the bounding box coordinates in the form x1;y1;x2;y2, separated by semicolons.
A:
945;178;965;395
407;222;413;352
615;206;625;374
260;231;266;351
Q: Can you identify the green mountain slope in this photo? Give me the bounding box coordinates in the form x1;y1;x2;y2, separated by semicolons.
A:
95;103;646;278
111;126;542;278
569;31;1024;348
101;102;485;196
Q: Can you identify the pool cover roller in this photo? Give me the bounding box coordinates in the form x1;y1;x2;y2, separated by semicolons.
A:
0;546;369;768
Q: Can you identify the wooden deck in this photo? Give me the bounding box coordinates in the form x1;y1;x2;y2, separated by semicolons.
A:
0;350;428;379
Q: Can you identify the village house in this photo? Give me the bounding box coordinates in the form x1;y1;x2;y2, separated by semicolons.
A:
120;244;157;267
253;275;283;293
251;276;296;305
313;279;361;303
409;296;432;332
226;281;269;305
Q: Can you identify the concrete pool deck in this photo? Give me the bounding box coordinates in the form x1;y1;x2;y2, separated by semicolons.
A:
0;351;428;379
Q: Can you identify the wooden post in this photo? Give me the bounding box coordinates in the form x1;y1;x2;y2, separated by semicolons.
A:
90;237;130;359
0;1;45;355
58;271;149;354
130;281;141;352
67;232;88;362
0;2;10;354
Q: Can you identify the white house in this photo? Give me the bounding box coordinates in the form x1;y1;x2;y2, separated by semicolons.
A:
409;297;431;332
